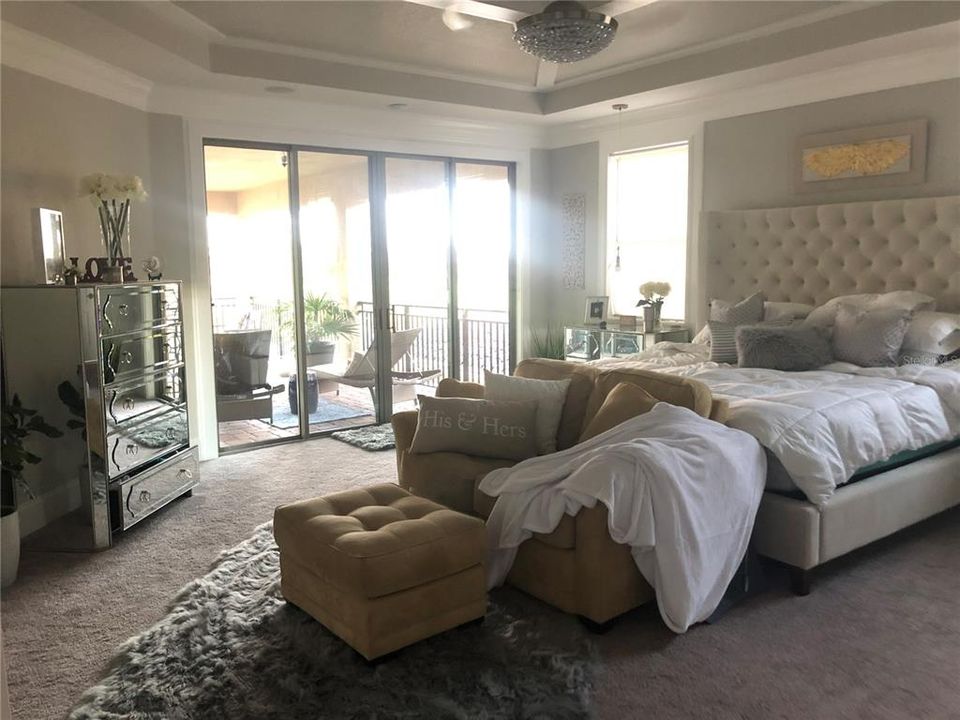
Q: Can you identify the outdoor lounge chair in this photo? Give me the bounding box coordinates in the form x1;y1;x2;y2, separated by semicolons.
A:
312;328;440;404
214;330;284;423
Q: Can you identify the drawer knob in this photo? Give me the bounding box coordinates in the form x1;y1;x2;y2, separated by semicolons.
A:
178;468;193;479
125;443;139;456
122;397;135;411
139;490;151;503
121;351;134;365
118;303;130;317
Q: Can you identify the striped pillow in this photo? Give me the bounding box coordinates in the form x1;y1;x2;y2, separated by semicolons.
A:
708;321;738;363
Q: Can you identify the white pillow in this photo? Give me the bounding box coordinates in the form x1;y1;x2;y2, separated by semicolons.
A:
484;370;571;454
901;311;960;354
763;302;815;321
806;291;936;330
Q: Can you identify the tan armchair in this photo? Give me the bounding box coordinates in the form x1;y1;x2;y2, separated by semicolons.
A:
391;358;727;627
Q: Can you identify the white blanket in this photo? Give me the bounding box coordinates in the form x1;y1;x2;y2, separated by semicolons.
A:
596;345;960;505
480;404;766;633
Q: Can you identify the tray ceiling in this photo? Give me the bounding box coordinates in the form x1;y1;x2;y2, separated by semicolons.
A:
2;1;958;117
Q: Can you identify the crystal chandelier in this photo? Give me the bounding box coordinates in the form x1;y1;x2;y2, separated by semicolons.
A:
514;1;618;64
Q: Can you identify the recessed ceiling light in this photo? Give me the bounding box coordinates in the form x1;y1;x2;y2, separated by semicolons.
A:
265;85;295;94
388;103;409;110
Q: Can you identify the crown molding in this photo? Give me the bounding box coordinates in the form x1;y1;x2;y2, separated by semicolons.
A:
543;22;960;148
0;21;153;111
553;1;871;91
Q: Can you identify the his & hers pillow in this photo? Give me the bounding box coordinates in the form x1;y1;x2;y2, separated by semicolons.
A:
735;324;832;371
409;395;538;460
579;382;659;442
832;304;912;367
901;311;960;356
484;370;570;454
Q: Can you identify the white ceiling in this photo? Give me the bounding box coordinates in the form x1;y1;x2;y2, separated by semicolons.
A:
1;1;958;117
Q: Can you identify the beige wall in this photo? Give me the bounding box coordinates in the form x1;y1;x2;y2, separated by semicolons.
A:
1;67;150;283
703;78;960;210
527;142;601;334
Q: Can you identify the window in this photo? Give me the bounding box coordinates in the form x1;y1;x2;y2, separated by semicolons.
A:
606;143;689;320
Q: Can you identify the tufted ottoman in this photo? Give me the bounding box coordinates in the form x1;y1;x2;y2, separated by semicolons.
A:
273;484;487;660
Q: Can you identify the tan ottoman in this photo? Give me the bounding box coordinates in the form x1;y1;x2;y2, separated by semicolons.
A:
273;483;486;660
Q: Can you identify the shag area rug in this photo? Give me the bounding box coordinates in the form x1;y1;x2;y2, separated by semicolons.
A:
330;423;396;451
69;523;596;720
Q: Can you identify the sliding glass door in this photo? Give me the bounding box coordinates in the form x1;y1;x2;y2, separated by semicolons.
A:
384;157;451;412
296;151;376;436
204;145;303;450
203;142;515;453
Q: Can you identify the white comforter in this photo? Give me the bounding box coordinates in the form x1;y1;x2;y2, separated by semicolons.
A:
596;344;960;505
481;404;766;633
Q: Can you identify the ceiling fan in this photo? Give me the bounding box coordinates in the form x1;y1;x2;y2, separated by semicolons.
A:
407;0;662;64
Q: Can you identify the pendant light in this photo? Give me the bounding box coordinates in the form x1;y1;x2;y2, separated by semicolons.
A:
612;103;628;272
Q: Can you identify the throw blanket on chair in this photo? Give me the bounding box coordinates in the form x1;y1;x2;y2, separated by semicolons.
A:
480;403;766;632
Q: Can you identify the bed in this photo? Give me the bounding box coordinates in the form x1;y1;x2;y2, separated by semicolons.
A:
594;195;960;593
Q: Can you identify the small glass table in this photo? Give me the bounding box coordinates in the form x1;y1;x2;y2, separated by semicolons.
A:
563;324;690;363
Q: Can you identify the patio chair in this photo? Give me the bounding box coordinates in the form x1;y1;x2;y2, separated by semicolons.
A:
214;330;284;423
313;328;440;404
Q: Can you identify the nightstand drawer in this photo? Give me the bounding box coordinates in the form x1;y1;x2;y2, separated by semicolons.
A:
111;447;198;530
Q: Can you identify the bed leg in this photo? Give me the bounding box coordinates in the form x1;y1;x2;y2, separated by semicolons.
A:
790;567;812;596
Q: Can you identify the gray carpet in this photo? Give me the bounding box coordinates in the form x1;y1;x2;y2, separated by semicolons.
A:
2;437;959;720
68;523;594;720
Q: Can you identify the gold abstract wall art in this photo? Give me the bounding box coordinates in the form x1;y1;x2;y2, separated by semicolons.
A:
794;119;927;193
802;136;910;180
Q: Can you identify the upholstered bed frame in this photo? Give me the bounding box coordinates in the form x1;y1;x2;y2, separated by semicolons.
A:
702;195;960;593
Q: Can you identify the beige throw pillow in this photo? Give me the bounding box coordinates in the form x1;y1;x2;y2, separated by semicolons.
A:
579;382;659;442
832;304;912;367
409;395;539;460
484;370;571;454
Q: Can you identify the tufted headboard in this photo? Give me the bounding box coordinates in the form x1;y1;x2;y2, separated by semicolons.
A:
703;196;960;313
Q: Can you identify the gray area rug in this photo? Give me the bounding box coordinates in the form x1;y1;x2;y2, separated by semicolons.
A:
330;423;396;451
69;523;596;720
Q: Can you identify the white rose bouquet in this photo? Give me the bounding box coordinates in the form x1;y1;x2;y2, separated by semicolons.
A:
79;173;147;261
636;281;671;307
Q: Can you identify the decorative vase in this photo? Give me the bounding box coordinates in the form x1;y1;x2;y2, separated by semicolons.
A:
1;510;20;588
97;198;132;268
642;304;661;331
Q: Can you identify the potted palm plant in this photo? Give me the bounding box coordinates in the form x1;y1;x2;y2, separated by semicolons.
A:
303;293;358;365
1;395;62;587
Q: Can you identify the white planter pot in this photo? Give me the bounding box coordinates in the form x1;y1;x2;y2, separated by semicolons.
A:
1;511;20;588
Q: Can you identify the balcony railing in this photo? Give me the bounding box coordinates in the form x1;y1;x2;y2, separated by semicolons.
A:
212;298;510;384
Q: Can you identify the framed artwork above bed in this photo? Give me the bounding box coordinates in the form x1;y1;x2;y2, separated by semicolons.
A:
793;118;927;193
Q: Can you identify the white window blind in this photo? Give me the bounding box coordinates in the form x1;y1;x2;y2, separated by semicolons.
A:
606;143;689;320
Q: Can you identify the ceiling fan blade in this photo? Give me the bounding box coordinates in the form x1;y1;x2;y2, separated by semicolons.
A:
595;0;662;18
405;0;525;25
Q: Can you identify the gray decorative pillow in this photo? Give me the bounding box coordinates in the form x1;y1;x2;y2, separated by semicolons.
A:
409;395;538;460
832;304;912;367
736;324;833;371
484;370;571;454
710;292;765;325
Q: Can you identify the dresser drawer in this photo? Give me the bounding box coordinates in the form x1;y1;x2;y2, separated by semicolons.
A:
102;325;182;385
111;447;198;530
98;284;179;337
108;406;188;478
106;367;186;429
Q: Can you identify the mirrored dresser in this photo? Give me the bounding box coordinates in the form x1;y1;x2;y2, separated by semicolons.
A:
1;282;197;550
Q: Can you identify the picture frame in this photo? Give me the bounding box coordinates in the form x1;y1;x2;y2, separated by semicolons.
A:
584;295;609;324
33;208;66;284
794;118;927;193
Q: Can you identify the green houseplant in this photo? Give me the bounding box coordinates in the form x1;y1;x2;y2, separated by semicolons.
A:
303;293;358;364
1;394;62;587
